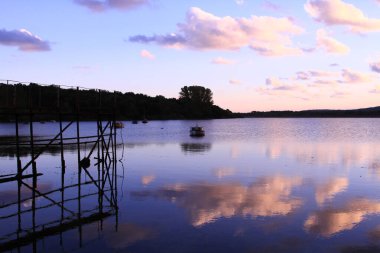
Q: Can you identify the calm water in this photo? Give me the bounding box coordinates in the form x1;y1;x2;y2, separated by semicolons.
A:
1;118;380;252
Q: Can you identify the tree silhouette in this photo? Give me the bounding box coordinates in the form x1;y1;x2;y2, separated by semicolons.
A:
178;85;218;118
179;86;213;106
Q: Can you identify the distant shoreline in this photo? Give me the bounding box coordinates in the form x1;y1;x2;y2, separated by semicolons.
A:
2;116;380;124
236;107;380;118
1;82;379;121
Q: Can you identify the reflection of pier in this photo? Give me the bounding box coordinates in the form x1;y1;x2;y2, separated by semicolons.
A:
0;81;120;252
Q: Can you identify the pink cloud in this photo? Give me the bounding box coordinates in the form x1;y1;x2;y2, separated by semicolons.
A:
0;28;50;52
262;1;281;11
305;0;380;33
258;67;379;101
74;0;149;12
130;7;304;56
211;57;235;65
294;70;339;80
370;84;380;93
341;68;374;83
229;79;241;85
265;77;304;91
309;70;340;78
140;49;155;59
316;29;350;54
370;61;380;73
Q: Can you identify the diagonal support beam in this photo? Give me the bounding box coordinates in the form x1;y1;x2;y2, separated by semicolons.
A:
21;121;74;174
21;181;75;216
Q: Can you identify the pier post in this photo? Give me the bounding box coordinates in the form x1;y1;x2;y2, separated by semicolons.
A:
75;86;83;247
28;85;37;186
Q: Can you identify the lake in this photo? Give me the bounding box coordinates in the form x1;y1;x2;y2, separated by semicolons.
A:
1;118;380;252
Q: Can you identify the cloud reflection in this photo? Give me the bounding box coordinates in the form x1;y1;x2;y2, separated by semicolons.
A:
264;141;380;169
79;222;154;250
369;225;380;242
132;175;303;227
315;177;348;206
141;175;156;186
305;198;380;237
0;183;52;205
105;223;153;249
212;167;235;179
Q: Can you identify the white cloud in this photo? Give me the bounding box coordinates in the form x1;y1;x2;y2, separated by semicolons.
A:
130;7;304;56
235;0;244;5
211;57;235;65
0;28;50;52
316;29;350;54
305;0;380;33
140;49;155;59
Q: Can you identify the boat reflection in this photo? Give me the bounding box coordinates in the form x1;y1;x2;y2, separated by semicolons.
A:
180;143;212;154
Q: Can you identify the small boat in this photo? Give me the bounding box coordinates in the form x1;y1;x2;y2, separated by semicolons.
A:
132;120;138;124
142;118;148;124
190;126;205;137
115;121;124;128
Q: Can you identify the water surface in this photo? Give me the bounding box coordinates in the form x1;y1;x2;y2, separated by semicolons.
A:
1;118;380;252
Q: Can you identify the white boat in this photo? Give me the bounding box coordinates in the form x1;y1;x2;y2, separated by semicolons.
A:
115;121;124;128
190;126;205;137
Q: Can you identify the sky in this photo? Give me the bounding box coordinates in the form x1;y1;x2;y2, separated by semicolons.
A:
1;0;380;112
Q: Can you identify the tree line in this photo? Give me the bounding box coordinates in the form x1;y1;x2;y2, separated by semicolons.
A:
0;83;233;121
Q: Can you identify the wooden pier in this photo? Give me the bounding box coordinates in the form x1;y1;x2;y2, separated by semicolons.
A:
0;80;121;252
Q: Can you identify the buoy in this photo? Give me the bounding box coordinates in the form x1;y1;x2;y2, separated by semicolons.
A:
80;157;91;169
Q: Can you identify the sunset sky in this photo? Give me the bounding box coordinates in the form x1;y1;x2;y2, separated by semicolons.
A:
1;0;380;112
